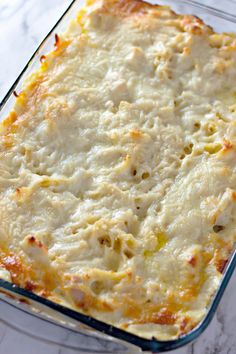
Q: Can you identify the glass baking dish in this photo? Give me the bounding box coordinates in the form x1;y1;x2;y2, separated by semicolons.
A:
0;0;236;352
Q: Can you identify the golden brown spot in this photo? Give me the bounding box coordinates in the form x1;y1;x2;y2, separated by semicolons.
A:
97;0;158;18
139;308;177;325
181;16;206;35
180;317;190;334
179;271;207;302
25;281;37;292
0;252;29;286
120;323;129;329
2;111;18;129
202;251;213;265
42;272;58;292
14;186;32;203
12;90;26;106
54;34;60;49
27;235;43;248
214;249;228;274
222;139;233;151
183;47;190;55
179;288;196;301
126;270;132;279
53;35;70;56
215;258;228;274
28;235;36;244
188;256;197;267
41;60;48;72
130;128;142;138
38;289;51;298
27;75;46;94
0;248;57;296
2;138;13;149
40;55;46;63
123;297;142;319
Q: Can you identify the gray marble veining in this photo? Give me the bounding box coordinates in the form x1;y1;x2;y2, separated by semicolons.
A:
0;1;235;353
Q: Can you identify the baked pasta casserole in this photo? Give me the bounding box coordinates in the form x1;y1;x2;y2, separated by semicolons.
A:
0;0;236;340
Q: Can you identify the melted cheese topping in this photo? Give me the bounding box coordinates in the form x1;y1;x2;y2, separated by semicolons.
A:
0;0;236;340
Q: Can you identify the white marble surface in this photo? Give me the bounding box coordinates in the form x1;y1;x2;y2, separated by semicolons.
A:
0;1;236;353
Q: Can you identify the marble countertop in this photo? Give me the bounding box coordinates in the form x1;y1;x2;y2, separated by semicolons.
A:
0;1;235;353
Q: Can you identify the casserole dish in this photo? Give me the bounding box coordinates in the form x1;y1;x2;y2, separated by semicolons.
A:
0;0;235;350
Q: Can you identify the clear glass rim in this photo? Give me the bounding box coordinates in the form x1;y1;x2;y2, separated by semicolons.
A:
182;0;236;23
0;1;236;352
